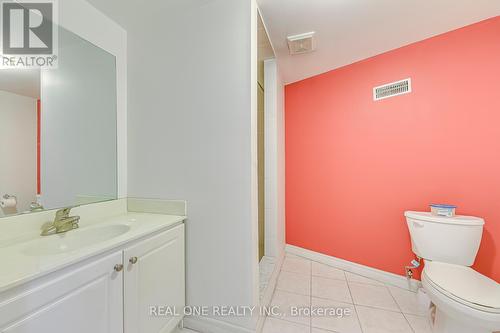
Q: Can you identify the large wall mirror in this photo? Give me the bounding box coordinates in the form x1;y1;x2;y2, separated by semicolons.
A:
0;25;117;217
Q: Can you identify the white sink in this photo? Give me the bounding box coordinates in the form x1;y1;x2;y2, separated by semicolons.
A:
22;224;130;256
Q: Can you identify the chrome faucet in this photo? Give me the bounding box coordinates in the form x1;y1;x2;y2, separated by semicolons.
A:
41;207;80;236
30;202;44;212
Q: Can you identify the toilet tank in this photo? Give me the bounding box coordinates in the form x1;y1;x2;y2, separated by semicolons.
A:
405;211;484;266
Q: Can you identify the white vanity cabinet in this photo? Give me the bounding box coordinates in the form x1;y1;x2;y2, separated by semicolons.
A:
0;252;124;333
124;224;185;333
0;223;185;333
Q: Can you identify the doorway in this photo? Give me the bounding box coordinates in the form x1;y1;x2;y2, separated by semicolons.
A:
257;12;274;262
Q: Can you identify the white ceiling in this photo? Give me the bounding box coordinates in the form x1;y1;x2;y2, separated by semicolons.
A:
257;0;500;84
0;69;40;99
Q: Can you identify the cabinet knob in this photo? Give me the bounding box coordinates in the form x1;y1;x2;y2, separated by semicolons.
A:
114;264;124;272
129;257;138;264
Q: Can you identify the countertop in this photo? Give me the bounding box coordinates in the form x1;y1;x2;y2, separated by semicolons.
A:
0;212;185;293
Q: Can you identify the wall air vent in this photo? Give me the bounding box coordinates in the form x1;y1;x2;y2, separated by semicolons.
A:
287;32;316;55
373;78;411;101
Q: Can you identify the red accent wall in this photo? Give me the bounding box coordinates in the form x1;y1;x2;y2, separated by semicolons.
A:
285;17;500;282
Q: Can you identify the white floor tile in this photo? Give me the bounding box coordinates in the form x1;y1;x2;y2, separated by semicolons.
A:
272;256;437;333
262;317;310;333
173;328;199;333
312;276;352;303
282;256;312;275
311;297;362;333
260;256;276;276
404;314;433;333
276;271;311;296
311;328;333;333
356;305;413;333
348;282;399;311
387;285;427;316
312;262;346;281
260;256;277;300
270;290;311;326
345;272;385;286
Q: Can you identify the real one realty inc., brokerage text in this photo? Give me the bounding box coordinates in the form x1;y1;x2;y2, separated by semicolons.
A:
149;305;352;318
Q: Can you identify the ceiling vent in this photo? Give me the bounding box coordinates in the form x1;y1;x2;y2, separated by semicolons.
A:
373;78;411;101
287;32;316;55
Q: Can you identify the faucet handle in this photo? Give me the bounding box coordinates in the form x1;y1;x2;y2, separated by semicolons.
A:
40;222;56;236
54;207;71;221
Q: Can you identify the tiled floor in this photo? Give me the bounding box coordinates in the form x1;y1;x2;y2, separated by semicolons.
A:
260;256;277;300
175;328;198;333
262;254;433;333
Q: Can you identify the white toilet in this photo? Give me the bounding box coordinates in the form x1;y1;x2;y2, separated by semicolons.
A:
405;211;500;333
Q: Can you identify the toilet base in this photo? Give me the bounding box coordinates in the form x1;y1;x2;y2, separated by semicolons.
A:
433;308;492;333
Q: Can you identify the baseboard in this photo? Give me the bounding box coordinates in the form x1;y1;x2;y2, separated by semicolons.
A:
256;249;286;333
286;244;421;291
183;316;254;333
260;250;285;307
182;251;288;333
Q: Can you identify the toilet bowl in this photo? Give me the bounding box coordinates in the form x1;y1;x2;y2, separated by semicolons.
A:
422;261;500;333
404;211;500;333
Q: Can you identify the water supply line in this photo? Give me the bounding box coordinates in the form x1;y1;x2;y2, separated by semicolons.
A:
405;256;421;280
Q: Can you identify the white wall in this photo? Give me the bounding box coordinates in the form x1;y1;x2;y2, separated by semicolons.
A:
88;0;258;330
0;91;37;215
276;65;285;258
264;59;286;259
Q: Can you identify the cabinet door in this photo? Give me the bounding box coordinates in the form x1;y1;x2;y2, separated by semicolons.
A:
0;252;123;333
124;224;185;333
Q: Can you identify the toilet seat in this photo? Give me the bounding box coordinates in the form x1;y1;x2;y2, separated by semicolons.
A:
423;261;500;314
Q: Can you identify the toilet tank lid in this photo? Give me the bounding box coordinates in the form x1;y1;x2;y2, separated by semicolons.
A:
404;211;484;226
